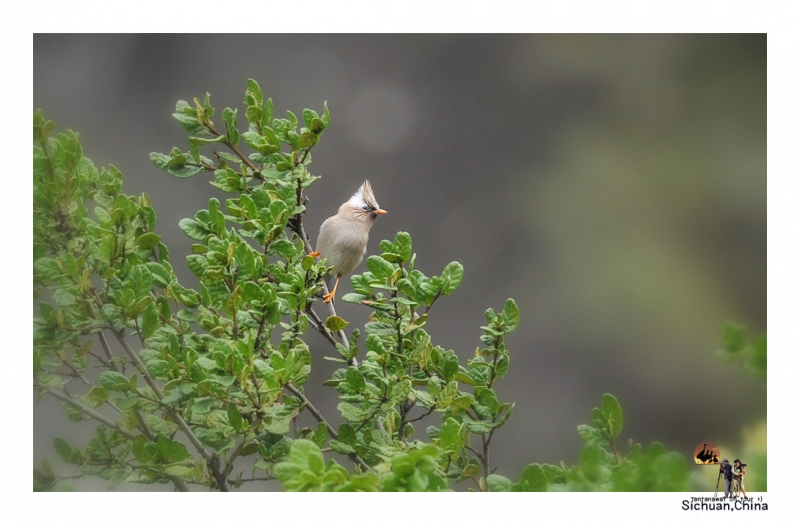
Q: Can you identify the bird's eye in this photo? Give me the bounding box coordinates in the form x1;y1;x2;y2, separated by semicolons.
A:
362;206;370;212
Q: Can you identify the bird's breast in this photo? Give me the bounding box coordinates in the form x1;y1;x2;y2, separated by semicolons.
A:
316;218;370;276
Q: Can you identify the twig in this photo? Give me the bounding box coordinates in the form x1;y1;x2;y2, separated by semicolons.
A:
406;407;435;423
205;123;259;173
224;433;250;477
98;325;121;373
227;476;274;485
111;328;229;491
285;383;336;438
284;383;373;473
43;386;135;440
306;305;341;349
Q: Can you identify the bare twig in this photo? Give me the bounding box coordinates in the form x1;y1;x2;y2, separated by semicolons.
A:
97;332;120;373
226;476;274;484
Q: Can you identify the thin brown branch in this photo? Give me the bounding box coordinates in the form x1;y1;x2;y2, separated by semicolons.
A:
481;434;491;482
406;407;435;423
306;305;340;349
111;329;228;489
206;123;258;172
98;326;121;373
285;383;337;439
465;442;484;461
285;383;373;473
43;386;135;440
227;476;274;484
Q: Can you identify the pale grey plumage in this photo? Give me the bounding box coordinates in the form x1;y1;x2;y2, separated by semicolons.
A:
314;180;386;302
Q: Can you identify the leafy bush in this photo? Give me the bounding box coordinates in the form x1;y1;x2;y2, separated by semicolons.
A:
33;79;692;491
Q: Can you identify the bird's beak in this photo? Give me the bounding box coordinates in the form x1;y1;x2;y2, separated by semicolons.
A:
374;209;387;215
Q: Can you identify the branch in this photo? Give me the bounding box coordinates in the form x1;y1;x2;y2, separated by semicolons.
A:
111;328;230;490
40;370;190;492
481;433;491;483
227;476;274;485
97;331;121;373
42;386;135;440
285;383;373;473
306;305;341;349
205;123;259;173
406;407;435;424
285;383;337;438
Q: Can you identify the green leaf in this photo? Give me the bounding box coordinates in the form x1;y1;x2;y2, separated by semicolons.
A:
86;386;109;406
162;465;194;477
146;262;172;288
52;288;76;307
502;298;520;332
311;423;328;449
271;239;299;259
155;434;191;462
127;265;152;299
366;256;395;281
140;302;159;339
337;402;363;423
519;463;547;491
100;371;130;392
487;474;513;492
324;316;349;332
299;131;318;148
330;440;355;455
577;424;606;447
150;152;204;178
600;393;623;438
345;367;366;392
179;218;210;241
188;135;227;146
289;439;325;475
337;424;357;446
322;101;331;128
394;232;412;262
53;437;74;462
342;294;368;307
302;108;319;129
440;262;464;296
136;232;162;250
223;107;240;146
227;402;243;432
246;78;263;106
439;418;464;452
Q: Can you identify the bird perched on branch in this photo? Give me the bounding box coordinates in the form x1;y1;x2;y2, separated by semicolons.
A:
310;180;387;303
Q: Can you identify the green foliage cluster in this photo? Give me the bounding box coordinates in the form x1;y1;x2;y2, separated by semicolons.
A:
487;394;691;491
33;79;692;492
718;322;767;377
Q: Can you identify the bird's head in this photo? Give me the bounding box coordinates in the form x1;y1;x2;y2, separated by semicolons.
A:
341;180;387;224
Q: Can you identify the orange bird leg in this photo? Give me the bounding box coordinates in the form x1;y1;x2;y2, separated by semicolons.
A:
323;275;341;303
309;251;320;258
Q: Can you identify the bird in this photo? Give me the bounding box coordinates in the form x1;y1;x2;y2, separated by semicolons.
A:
310;180;387;303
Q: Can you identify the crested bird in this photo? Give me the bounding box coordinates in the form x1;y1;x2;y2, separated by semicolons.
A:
310;180;387;303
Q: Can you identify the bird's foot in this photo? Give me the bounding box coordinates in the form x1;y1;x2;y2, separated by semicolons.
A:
322;291;335;304
309;251;320;258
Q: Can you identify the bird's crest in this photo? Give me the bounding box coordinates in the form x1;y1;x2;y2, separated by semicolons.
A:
348;180;380;210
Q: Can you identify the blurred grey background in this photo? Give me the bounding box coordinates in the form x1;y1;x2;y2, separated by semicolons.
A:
33;34;766;490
